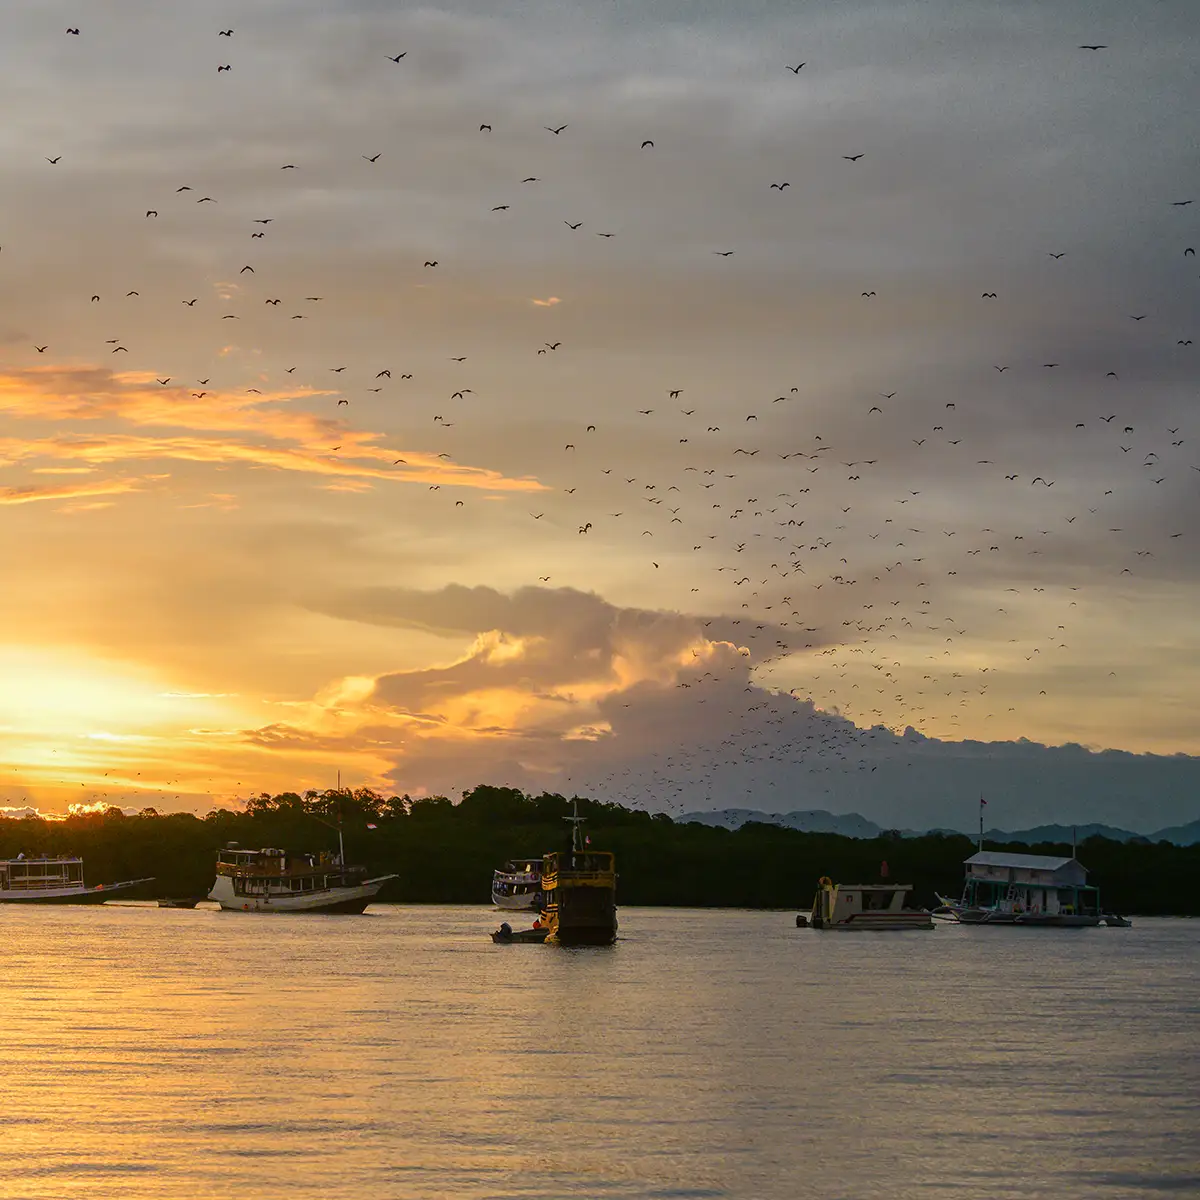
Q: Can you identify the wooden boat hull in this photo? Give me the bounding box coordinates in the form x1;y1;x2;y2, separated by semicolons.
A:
545;926;619;946
0;877;154;903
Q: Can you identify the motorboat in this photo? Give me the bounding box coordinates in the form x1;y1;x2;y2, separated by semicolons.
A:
491;921;549;944
808;877;934;930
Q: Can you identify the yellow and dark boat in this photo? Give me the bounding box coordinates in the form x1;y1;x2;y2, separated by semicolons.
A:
539;806;617;946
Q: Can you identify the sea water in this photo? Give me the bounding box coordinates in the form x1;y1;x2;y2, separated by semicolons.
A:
0;905;1195;1199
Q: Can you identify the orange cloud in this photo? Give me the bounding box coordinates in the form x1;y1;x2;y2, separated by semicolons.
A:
0;476;148;506
531;296;561;307
0;366;547;494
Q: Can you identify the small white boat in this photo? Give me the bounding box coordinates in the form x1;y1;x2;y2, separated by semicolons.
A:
0;855;153;904
491;858;545;911
808;878;934;930
209;846;395;913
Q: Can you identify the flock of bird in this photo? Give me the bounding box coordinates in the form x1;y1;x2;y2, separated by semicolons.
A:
6;21;1197;814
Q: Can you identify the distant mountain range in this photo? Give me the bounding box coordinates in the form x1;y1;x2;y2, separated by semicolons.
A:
679;808;1200;846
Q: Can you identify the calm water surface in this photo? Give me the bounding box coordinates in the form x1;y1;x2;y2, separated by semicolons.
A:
0;905;1196;1199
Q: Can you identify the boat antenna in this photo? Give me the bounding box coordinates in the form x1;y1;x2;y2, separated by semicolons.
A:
565;798;586;853
309;779;347;866
1071;824;1076;859
978;793;985;853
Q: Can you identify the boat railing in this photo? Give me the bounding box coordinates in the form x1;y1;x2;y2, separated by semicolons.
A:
1;855;82;865
3;875;85;889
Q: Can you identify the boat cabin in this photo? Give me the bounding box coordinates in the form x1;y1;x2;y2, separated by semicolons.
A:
541;848;618;945
215;847;365;899
492;858;543;902
0;856;85;893
961;851;1100;918
810;881;933;929
543;850;614;879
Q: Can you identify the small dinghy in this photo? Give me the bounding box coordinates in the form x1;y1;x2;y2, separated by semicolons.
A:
491;921;549;944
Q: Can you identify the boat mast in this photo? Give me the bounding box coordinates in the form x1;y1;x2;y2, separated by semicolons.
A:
565;799;586;852
978;794;985;853
337;770;346;865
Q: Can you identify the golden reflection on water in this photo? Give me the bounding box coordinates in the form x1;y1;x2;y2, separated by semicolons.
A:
0;906;1196;1199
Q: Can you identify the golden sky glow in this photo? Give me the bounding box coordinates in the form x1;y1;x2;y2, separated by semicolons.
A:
1;1;1198;830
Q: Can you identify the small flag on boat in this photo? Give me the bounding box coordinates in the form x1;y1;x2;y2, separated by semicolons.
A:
980;795;987;806
585;835;591;845
366;823;377;830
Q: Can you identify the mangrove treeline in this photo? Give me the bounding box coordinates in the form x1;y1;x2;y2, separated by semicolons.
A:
2;785;1196;914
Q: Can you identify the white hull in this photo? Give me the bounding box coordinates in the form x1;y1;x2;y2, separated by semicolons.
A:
812;913;934;931
492;890;542;912
0;885;92;901
0;878;153;904
209;875;393;913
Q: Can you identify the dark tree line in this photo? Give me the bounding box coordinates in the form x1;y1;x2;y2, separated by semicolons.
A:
1;784;1195;914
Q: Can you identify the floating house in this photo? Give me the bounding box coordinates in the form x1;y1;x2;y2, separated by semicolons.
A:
937;850;1103;925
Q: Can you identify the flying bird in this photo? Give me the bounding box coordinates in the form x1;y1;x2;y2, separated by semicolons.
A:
545;124;568;134
386;53;407;62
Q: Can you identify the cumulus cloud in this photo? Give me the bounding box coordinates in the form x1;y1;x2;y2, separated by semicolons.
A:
235;584;1200;831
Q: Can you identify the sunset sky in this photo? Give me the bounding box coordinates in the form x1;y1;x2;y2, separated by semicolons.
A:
1;0;1197;830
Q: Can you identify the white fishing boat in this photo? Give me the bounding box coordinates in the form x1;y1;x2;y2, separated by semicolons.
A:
0;855;153;904
209;845;396;913
491;858;544;910
808;877;934;930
